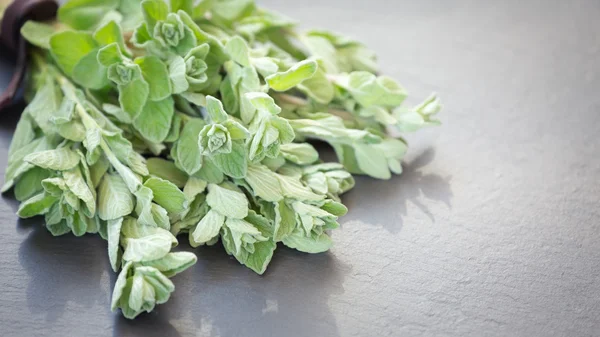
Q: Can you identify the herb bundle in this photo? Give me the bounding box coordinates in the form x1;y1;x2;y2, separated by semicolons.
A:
3;0;441;319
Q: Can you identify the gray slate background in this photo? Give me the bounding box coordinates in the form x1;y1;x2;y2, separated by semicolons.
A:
1;0;600;336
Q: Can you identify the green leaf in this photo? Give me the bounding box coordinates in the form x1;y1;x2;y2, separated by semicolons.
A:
3;138;52;193
174;118;205;175
21;21;56;49
144;177;188;214
205;96;228;123
245;164;283;202
274;200;296;241
141;0;169;30
282;232;332;253
168;56;189;94
133;96;174;143
225;36;251;67
339;72;406;108
194;158;224;184
211;0;255;24
72;48;110;89
47;220;71;237
98;174;135;220
94;20;127;52
123;233;173;262
266;59;318;92
165;113;183;142
17;193;57;218
170;0;194;14
353;144;391;180
98;43;124;67
245;92;282;116
190;209;224;246
63;168;96;216
107;217;123;272
50;31;98;75
14;167;50;202
206;183;248;219
183;177;207;200
147;158;188;188
139;252;197;277
118;0;145;32
102;103;132;124
244;240;276;275
211;141;247;179
7;117;34;159
58;0;119;30
111;261;133;310
297;64;334;104
277;174;324;201
119;79;150;118
280;143;319;165
24;147;80;171
135;266;174;304
136;56;172;101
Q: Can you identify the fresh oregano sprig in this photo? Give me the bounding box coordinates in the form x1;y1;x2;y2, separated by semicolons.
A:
4;0;441;319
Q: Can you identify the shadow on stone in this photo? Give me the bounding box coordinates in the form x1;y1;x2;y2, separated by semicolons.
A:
341;148;453;233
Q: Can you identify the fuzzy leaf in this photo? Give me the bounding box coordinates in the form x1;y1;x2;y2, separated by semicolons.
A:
266;59;318;92
24;147;80;171
206;183;248;219
98;174;135;220
133;96;174;143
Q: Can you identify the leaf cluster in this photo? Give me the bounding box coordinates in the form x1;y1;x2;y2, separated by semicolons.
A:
7;0;441;319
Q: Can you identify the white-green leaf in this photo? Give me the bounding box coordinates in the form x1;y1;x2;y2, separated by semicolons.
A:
206;183;248;219
123;233;173;262
274;200;296;241
191;209;224;246
144;177;188;214
24;147;80;171
245;164;283;202
168;56;189;94
205;96;228;123
174;118;205;175
277;174;324;201
282;232;332;254
107;217;123;272
353;144;391;180
139;252;197;277
98;173;135;220
225;36;251;67
111;260;133;310
280;143;319;165
183;177;207;201
63;168;96;216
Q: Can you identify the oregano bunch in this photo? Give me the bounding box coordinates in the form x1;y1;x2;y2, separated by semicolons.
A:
4;0;441;319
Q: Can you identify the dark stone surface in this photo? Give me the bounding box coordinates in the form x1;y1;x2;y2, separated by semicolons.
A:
1;1;599;336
